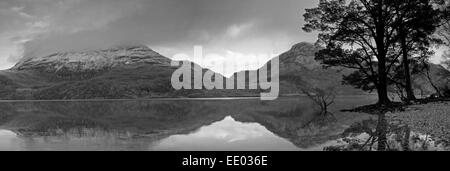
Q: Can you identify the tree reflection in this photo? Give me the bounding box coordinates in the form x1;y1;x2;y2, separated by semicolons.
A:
325;113;446;151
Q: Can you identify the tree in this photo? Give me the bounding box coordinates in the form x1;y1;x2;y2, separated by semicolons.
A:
282;73;337;125
435;0;450;69
303;0;440;105
440;17;450;70
391;0;441;102
438;15;450;47
301;86;338;127
425;0;450;98
300;86;336;117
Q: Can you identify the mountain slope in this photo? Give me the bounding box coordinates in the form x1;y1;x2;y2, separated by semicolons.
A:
276;42;363;95
1;45;175;99
229;42;365;95
0;45;259;100
12;45;171;81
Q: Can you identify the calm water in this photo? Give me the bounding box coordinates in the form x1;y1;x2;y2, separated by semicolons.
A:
0;96;377;151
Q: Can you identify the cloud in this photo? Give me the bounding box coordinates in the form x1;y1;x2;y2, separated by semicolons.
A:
226;22;255;38
0;0;145;68
0;0;320;73
10;6;34;19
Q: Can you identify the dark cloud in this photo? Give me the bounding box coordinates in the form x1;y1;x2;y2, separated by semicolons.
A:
1;0;319;70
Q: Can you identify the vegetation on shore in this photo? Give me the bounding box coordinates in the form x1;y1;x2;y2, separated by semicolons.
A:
301;0;450;151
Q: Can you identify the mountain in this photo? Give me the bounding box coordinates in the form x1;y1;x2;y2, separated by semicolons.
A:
0;45;257;100
12;45;171;73
277;42;367;95
244;42;449;96
1;42;448;100
411;64;450;97
230;42;365;95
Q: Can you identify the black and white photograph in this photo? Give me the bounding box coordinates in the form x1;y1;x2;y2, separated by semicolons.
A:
0;0;449;162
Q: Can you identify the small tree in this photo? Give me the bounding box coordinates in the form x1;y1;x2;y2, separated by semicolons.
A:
282;74;337;122
424;63;443;97
300;86;337;117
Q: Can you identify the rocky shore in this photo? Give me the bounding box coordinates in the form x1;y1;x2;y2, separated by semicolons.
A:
386;101;450;143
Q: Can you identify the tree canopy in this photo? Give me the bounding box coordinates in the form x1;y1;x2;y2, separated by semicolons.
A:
303;0;441;104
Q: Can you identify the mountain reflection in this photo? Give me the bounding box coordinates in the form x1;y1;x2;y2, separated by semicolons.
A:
151;116;300;151
0;97;377;151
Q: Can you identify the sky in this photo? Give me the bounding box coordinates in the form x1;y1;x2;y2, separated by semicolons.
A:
0;0;446;76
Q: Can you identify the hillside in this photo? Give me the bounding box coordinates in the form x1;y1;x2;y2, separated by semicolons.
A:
230;42;365;95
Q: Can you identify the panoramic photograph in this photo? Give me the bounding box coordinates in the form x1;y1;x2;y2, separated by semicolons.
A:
0;0;450;158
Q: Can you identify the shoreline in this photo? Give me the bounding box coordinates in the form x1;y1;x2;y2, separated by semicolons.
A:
386;101;450;142
0;94;376;103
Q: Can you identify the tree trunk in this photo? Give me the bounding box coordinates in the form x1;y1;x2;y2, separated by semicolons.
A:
401;27;416;102
377;83;391;105
375;2;391;106
426;67;442;97
403;58;416;101
377;56;391;105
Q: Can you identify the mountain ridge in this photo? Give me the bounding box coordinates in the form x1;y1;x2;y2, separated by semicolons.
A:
1;42;448;100
12;45;171;73
0;44;260;99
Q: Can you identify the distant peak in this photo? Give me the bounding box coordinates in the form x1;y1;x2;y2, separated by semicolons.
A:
12;43;170;72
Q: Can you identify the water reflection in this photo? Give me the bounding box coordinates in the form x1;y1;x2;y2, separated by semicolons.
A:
0;96;377;151
0;116;302;151
151;116;300;151
0;130;21;151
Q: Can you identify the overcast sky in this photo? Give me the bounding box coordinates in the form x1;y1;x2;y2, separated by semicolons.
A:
0;0;445;75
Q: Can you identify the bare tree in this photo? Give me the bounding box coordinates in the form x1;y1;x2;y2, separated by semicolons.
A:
424;64;442;97
300;86;337;118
